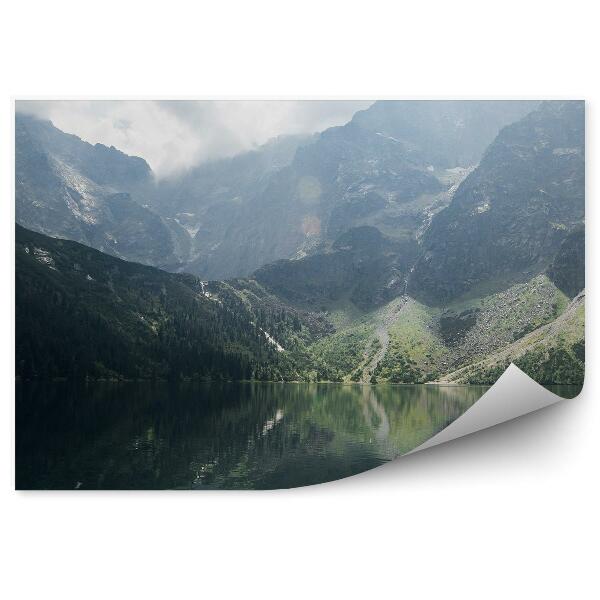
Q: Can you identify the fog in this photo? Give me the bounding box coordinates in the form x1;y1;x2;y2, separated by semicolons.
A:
16;99;373;178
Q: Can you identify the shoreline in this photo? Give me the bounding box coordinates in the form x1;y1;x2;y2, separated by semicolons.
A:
19;376;575;389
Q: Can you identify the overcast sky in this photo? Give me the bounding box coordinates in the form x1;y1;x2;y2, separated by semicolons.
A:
17;100;373;178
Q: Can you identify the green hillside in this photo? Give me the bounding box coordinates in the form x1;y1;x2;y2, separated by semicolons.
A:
15;225;584;387
15;225;323;381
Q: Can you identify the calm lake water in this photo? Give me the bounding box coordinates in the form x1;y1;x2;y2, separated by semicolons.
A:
15;382;580;490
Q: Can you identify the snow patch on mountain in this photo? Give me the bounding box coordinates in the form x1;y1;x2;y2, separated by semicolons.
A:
375;132;401;143
33;247;57;270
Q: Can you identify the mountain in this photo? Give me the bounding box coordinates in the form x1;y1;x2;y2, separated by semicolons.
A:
150;133;315;218
16;101;538;280
155;100;537;279
254;226;418;310
158;117;444;278
147;133;316;274
15;114;183;266
14;101;585;389
350;100;539;167
15;224;332;382
409;101;585;304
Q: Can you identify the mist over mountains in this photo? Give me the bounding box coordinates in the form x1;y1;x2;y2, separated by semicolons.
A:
16;100;538;278
15;100;585;385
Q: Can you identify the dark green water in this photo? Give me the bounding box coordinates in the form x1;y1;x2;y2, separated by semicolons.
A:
14;382;578;490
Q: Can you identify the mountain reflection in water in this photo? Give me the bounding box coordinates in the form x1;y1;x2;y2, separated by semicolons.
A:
16;381;545;490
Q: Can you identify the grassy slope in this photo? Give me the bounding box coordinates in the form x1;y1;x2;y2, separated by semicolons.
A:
440;292;584;385
318;274;577;385
306;297;377;382
374;299;449;383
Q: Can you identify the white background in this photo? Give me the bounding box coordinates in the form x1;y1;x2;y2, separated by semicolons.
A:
0;1;598;598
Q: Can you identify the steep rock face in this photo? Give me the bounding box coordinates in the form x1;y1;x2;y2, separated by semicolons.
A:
16;102;540;280
410;101;584;304
351;100;538;168
254;226;418;310
17;113;151;188
153;101;537;279
15;114;180;267
547;226;585;298
181;121;445;278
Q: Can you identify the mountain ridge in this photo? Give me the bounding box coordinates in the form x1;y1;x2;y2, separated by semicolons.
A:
15;101;585;388
16;100;539;280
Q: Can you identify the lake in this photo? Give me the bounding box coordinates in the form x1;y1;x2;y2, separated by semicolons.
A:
15;382;579;490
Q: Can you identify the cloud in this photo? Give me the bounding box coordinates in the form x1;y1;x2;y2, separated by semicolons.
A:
16;99;373;178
